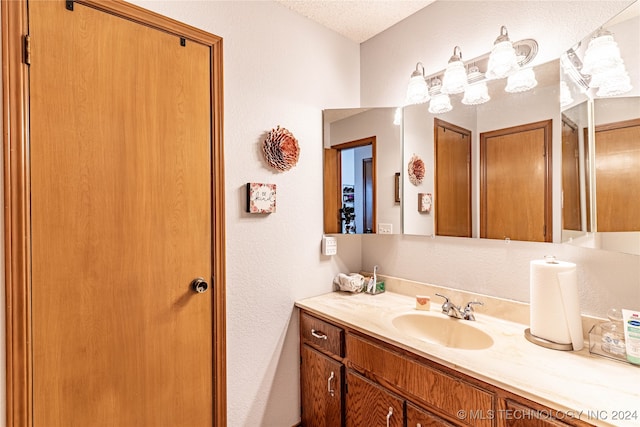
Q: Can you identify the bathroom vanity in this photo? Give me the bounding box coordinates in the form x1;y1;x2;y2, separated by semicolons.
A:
296;284;639;427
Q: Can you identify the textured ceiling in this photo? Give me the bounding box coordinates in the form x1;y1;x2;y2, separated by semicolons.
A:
276;0;435;43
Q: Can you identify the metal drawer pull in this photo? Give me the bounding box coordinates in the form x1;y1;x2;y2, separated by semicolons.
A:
311;329;328;340
327;371;335;396
386;407;393;427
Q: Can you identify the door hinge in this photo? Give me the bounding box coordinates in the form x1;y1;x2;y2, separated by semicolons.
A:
66;0;74;11
543;224;547;237
23;35;31;66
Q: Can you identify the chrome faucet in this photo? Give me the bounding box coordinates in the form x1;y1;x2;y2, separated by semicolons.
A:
435;294;484;321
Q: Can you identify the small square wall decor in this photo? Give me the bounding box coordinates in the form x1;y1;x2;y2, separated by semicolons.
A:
246;183;277;213
418;192;432;213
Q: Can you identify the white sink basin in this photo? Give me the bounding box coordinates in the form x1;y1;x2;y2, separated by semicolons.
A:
391;311;494;350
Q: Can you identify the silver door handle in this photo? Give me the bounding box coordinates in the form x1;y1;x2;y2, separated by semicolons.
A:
327;371;335;397
311;329;328;340
386;406;393;427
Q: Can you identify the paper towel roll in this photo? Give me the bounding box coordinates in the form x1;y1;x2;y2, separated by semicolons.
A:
530;259;584;350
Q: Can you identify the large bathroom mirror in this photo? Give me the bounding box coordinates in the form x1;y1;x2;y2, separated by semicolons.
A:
323;108;402;234
560;1;640;255
403;58;560;242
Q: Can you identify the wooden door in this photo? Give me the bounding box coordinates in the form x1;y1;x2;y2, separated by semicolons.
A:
561;116;582;231
301;345;344;427
346;371;404;427
594;118;640;232
480;120;552;242
434;119;472;237
6;1;225;426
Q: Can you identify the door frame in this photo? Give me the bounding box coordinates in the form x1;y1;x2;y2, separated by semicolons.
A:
323;136;377;234
1;1;227;426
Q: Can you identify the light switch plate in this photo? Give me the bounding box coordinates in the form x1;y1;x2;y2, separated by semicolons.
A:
321;236;337;255
378;223;393;234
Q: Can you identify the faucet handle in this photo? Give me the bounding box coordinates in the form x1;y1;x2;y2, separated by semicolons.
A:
464;301;484;312
435;293;450;304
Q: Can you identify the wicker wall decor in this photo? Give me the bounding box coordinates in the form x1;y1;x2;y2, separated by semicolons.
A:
262;126;300;171
408;154;425;185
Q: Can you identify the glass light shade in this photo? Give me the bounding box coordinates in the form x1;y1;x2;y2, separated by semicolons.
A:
393;107;402;126
462;81;490;105
581;33;623;75
596;71;632;97
560;81;573;107
505;67;538;93
428;93;452;114
406;74;430;105
486;41;520;79
441;60;467;94
588;63;628;88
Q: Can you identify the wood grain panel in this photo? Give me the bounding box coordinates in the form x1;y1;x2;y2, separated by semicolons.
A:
301;312;345;357
503;400;571;427
301;345;344;427
435;119;472;237
346;370;404;427
324;148;341;234
3;0;226;425
29;2;213;426
407;402;458;427
480;120;552;242
346;334;494;427
594;118;640;232
561;117;581;231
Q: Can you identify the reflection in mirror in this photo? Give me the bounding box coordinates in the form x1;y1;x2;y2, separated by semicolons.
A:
323;108;401;234
402;59;560;243
560;1;640;255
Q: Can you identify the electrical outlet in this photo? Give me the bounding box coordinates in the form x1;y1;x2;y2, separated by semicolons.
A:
378;223;392;234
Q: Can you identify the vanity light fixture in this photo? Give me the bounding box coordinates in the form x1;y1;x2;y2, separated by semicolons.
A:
428;78;453;114
486;26;520;80
461;66;490;105
405;62;430;105
560;81;574;107
570;29;632;97
505;67;538;93
581;29;623;75
441;46;467;94
560;47;590;91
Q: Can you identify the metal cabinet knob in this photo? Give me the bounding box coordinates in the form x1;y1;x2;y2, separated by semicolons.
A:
191;277;209;293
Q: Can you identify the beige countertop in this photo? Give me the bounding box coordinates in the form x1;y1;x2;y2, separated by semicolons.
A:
295;289;640;427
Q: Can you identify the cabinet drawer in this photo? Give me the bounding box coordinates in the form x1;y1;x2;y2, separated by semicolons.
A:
503;400;572;427
347;333;494;427
407;402;457;427
301;312;344;357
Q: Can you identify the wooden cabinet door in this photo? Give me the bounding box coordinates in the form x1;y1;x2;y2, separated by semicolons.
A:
301;345;344;427
407;402;459;427
346;371;404;427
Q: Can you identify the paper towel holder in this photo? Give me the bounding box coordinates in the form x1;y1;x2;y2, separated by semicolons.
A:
524;328;574;351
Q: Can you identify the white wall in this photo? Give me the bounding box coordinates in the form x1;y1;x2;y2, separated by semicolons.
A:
360;0;640;318
45;1;359;426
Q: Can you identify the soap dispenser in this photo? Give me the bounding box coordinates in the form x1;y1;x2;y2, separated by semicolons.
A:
601;308;626;357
